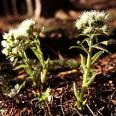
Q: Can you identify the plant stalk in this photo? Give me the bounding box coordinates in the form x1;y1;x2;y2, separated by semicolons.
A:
31;42;48;84
41;68;47;84
22;50;36;86
79;36;93;110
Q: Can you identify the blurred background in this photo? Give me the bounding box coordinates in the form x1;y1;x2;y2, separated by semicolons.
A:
0;0;116;58
0;0;116;31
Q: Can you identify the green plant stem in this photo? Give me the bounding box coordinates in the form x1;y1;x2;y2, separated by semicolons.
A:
79;36;93;110
41;68;47;84
22;50;36;86
32;38;45;66
32;47;45;68
31;42;48;84
83;40;92;86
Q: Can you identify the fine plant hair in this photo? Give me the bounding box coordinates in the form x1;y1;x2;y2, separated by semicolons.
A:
1;19;49;86
71;10;110;110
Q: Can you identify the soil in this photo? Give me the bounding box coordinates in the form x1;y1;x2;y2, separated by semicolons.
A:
0;50;116;116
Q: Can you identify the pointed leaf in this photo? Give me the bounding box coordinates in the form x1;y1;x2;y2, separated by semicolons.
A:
75;34;89;40
14;64;27;70
35;33;40;46
100;41;108;45
70;45;87;54
39;88;51;102
80;54;86;71
91;51;104;64
12;58;18;66
9;81;26;97
73;82;81;101
82;38;90;45
85;73;97;87
93;45;109;53
11;89;16;94
82;99;87;106
15;84;20;91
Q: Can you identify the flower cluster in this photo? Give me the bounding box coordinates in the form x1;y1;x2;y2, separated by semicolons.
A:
1;19;35;62
18;19;35;36
75;10;109;34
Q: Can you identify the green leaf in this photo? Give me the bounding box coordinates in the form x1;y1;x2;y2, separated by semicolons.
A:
40;68;47;84
14;64;27;70
82;38;90;45
45;58;50;69
12;58;18;66
100;41;108;45
75;34;89;39
70;45;87;54
93;45;109;53
82;99;87;106
15;83;20;91
85;73;97;87
80;54;86;71
65;59;79;68
91;51;104;64
9;81;26;97
31;48;44;67
73;82;81;102
35;33;40;46
39;88;51;102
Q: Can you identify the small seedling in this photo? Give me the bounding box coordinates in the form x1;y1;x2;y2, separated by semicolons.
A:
71;10;110;110
33;88;52;109
8;81;26;97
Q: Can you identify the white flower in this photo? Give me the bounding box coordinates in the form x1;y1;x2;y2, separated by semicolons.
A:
19;19;35;32
3;29;19;40
75;20;83;30
14;19;35;37
8;40;14;47
8;29;25;39
80;11;90;21
101;25;108;34
12;48;18;54
88;18;95;26
9;29;17;35
75;10;109;34
1;40;8;47
14;39;19;45
104;14;109;22
2;48;9;56
20;19;35;28
17;27;29;37
3;33;9;40
96;11;109;22
1;19;36;64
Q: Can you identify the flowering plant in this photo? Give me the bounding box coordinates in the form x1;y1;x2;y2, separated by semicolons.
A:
1;19;49;85
71;11;110;110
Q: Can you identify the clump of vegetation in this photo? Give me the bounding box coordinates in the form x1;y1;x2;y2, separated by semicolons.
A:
1;10;113;115
33;88;52;109
71;10;110;110
1;19;49;86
